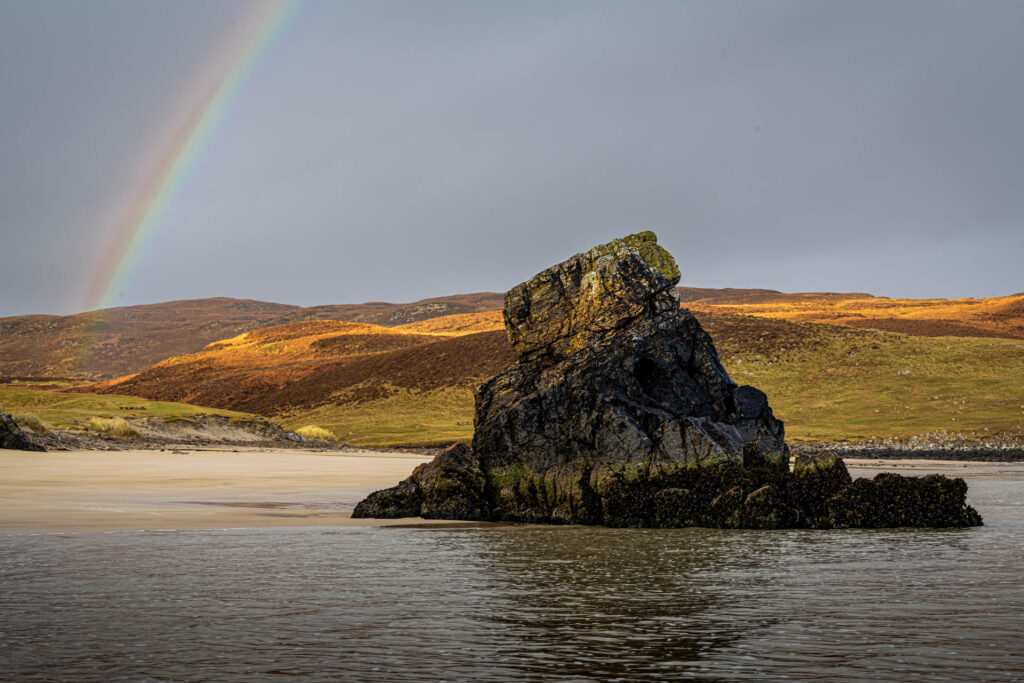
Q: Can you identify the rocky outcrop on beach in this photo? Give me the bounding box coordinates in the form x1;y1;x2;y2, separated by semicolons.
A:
1;410;45;451
354;233;982;528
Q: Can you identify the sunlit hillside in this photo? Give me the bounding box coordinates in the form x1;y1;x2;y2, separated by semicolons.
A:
394;310;505;335
0;293;504;379
87;320;450;409
686;293;1024;340
85;320;516;443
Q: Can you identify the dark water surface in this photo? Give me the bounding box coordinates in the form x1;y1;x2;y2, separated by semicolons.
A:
2;476;1023;681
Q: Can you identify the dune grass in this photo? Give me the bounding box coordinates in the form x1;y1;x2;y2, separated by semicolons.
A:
294;425;337;442
0;385;255;431
12;413;49;434
87;416;141;438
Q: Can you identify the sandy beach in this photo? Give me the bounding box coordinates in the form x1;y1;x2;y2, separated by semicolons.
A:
2;448;1021;533
0;448;438;532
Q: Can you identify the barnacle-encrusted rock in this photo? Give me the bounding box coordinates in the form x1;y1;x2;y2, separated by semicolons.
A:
354;233;982;529
828;472;983;528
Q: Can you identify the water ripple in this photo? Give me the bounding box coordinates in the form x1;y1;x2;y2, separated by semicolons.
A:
2;478;1022;681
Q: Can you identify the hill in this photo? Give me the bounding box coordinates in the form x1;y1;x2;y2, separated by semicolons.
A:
676;286;874;305
0;294;503;379
86;309;1024;448
5;289;1020;380
684;292;1024;340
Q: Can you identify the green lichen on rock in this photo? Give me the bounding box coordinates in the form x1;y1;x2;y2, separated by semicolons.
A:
484;462;601;524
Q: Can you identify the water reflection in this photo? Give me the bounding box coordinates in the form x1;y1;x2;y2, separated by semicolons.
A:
468;527;753;679
1;478;1021;681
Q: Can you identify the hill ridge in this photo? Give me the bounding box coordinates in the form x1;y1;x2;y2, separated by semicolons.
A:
3;289;1023;379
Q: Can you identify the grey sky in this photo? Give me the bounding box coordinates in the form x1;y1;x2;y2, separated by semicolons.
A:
1;0;1022;317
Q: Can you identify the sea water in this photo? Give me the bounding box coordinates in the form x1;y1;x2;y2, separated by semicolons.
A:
2;476;1022;681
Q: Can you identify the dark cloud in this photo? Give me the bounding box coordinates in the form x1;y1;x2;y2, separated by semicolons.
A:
1;0;1022;316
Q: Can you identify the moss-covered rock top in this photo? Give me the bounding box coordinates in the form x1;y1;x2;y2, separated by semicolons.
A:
504;232;681;363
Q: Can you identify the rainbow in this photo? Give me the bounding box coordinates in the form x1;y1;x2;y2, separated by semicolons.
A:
75;0;302;375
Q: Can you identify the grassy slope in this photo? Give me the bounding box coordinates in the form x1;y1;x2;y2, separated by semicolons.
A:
280;386;476;448
394;311;505;335
0;385;252;431
86;321;513;447
698;314;1024;442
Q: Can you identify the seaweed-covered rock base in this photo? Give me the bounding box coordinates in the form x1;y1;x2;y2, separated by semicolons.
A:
353;451;982;528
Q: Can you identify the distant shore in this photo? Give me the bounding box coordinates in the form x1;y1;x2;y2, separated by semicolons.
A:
844;457;1024;479
1;447;1021;533
20;419;1024;463
791;439;1024;463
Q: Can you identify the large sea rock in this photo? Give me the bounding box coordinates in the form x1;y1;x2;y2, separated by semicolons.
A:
354;233;981;529
476;231;786;473
1;410;44;451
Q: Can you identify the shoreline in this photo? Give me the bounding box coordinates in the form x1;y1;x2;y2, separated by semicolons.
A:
2;448;1021;533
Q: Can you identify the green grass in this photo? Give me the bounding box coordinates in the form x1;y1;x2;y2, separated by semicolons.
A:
280;386;475;448
719;332;1024;442
0;386;255;430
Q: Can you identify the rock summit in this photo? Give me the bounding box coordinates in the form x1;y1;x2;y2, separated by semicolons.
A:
354;233;981;528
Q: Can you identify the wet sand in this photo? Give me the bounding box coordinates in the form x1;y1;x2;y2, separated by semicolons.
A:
2;449;1020;532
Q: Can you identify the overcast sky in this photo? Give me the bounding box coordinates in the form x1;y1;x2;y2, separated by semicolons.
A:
1;0;1022;317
